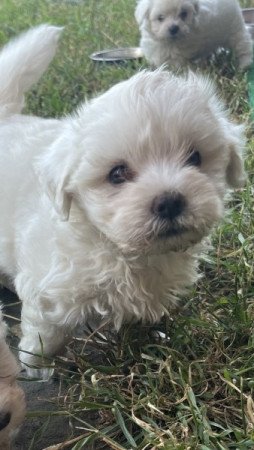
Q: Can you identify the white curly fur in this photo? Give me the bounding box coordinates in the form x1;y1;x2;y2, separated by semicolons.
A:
135;0;253;69
0;306;26;449
0;25;246;378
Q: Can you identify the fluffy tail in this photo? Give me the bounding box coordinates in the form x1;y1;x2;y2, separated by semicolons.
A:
0;24;63;118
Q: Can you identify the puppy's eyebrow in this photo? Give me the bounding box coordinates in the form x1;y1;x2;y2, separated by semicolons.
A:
0;411;11;431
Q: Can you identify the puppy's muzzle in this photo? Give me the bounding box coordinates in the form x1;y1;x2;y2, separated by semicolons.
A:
151;192;186;221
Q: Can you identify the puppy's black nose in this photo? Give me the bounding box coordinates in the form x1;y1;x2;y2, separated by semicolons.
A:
0;411;11;431
152;192;186;220
169;25;179;36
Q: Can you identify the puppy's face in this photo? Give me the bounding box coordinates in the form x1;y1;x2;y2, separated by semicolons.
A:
41;71;245;255
140;0;200;41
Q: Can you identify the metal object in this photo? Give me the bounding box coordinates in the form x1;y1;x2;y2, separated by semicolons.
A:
242;8;254;39
242;8;254;24
90;47;143;62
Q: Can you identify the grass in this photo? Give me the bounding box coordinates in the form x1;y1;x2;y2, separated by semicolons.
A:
0;0;254;449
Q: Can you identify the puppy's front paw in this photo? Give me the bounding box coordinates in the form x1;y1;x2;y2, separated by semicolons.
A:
19;351;54;381
24;366;54;381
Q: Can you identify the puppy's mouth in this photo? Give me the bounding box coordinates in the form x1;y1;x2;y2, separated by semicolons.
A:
118;223;206;256
157;226;187;239
153;216;188;239
168;34;186;42
153;217;209;245
168;34;179;40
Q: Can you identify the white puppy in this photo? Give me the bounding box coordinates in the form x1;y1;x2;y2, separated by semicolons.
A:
0;25;246;378
135;0;253;69
0;306;26;449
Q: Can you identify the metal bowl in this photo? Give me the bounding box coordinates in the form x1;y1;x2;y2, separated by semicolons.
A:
242;8;254;24
242;8;254;39
90;47;143;62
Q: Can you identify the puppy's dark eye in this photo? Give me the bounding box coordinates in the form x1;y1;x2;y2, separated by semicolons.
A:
108;164;133;185
186;150;201;167
157;15;165;22
180;9;188;20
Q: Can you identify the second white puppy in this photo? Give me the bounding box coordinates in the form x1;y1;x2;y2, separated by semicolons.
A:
135;0;253;69
0;25;246;378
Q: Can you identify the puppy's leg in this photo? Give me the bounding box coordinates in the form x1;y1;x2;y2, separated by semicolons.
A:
19;311;70;380
230;28;253;70
15;256;84;378
0;24;62;118
17;274;82;379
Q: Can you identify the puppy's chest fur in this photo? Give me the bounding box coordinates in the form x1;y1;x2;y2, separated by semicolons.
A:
37;225;200;328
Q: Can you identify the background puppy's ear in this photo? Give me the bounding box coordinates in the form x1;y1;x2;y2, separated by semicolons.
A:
135;0;150;25
193;0;199;14
225;124;246;188
226;144;246;188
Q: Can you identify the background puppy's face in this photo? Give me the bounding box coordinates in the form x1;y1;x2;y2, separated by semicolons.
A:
63;71;244;255
147;0;199;41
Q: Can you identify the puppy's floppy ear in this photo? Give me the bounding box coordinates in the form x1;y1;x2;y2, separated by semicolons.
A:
43;164;72;221
193;0;200;14
135;0;150;25
226;144;246;188
188;72;246;188
36;133;80;221
226;125;246;188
